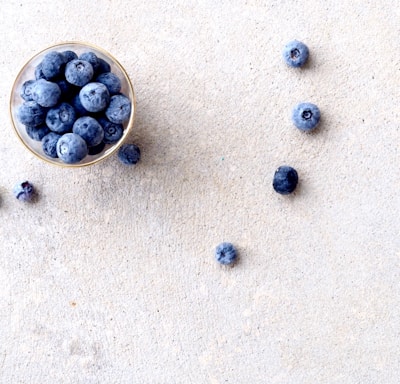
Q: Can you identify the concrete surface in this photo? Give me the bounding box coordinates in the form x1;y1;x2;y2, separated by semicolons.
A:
0;1;399;383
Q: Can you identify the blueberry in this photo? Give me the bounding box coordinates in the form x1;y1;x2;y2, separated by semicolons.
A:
292;102;320;131
72;116;104;147
98;117;123;144
117;143;140;165
46;102;76;133
42;132;61;158
56;133;88;164
31;79;61;107
71;93;88;116
61;50;78;64
283;40;309;68
79;52;100;73
273;166;298;195
20;80;36;101
41;51;65;79
57;79;77;100
105;94;131;124
215;242;237;265
79;82;110;112
96;57;111;75
96;72;121;95
17;101;46;126
65;59;94;87
34;63;46;80
13;181;35;202
88;141;106;155
25;124;50;141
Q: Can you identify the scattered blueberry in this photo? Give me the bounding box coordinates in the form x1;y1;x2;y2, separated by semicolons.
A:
273;166;298;195
98;117;123;144
25;124;50;141
117;143;140;165
215;242;238;265
79;82;110;112
292;102;320;131
17;101;46;127
88;141;106;155
283;40;309;68
96;72;121;95
106;94;131;124
31;79;61;107
56;133;88;164
42;132;61;158
72;116;104;147
61;50;78;64
46;102;76;133
65;59;94;86
41;51;65;79
79;52;100;73
20;80;36;101
13;181;35;202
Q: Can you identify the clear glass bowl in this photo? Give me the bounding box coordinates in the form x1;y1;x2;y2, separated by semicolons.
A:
9;41;135;167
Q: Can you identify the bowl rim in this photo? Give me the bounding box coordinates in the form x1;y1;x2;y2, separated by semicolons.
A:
9;40;136;168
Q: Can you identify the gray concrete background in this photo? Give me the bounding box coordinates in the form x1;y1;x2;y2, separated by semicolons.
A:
0;1;399;383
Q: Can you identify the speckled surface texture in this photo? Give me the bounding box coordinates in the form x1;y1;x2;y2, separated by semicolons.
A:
0;1;399;383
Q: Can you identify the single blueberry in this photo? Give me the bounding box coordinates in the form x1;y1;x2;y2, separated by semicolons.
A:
20;80;36;101
35;63;46;80
56;133;88;164
292;102;320;131
31;79;61;107
61;50;78;64
95;72;121;95
17;101;46;127
41;51;65;79
105;94;131;124
71;93;88;116
273;166;298;195
79;52;100;73
72;116;104;147
98;117;123;144
95;57;111;75
88;141;106;155
57;79;77;100
215;242;237;265
25;124;50;141
79;82;110;112
42;132;61;158
283;40;309;68
13;181;35;202
117;143;141;165
65;59;94;87
46;102;76;133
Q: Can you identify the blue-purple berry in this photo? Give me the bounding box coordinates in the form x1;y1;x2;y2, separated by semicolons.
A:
65;59;94;87
215;242;237;265
98;117;123;144
17;101;46;127
283;40;309;68
273;166;298;195
13;181;35;202
292;102;320;131
117;143;140;165
41;51;65;79
72;116;104;147
56;133;88;164
46;102;76;134
79;52;100;73
31;79;61;107
96;72;121;95
79;82;110;112
20;80;36;101
25;124;50;141
42;132;61;158
105;94;131;124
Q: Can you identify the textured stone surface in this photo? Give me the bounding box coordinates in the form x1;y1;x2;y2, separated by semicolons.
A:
0;1;399;383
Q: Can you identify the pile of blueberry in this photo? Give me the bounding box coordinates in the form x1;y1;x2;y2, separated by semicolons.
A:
17;49;132;164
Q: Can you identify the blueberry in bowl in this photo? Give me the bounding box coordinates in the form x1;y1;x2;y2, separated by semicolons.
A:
10;42;135;167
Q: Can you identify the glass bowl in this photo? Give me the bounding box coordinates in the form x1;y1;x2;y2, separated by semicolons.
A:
9;41;135;167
